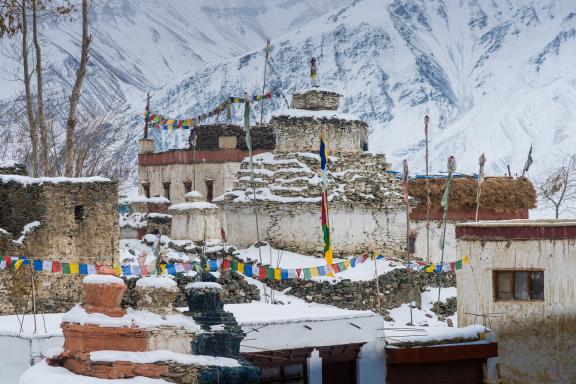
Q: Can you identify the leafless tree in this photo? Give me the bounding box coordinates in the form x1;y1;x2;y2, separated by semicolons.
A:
64;0;91;176
538;154;576;219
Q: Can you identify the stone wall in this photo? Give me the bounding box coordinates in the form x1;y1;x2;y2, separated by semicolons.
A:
0;178;118;315
192;124;275;151
121;270;260;308
222;203;407;256
291;90;342;110
267;269;456;317
271;115;368;154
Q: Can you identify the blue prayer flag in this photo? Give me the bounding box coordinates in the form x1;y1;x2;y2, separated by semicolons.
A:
121;265;131;276
281;269;289;280
167;264;176;275
33;260;43;271
350;258;356;268
79;264;88;275
435;264;442;273
245;264;253;277
209;260;218;271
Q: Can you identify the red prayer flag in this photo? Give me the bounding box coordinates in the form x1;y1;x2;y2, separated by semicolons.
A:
141;265;149;276
4;256;12;267
259;266;267;280
52;261;62;273
296;268;302;278
332;263;340;273
221;259;231;270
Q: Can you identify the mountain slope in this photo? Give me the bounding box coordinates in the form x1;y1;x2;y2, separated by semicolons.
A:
151;0;576;180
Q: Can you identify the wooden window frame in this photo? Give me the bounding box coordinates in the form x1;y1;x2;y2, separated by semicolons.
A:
493;269;544;302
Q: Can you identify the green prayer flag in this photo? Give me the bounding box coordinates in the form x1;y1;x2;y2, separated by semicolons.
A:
337;262;346;271
62;263;70;274
231;260;238;272
303;268;312;279
266;267;274;279
455;260;463;270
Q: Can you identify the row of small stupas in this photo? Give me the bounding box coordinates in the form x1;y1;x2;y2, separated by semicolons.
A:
137;88;537;261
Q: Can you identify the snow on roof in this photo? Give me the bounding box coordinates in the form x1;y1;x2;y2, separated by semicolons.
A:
168;202;219;211
271;108;363;122
457;219;576;227
136;276;178;289
0;313;64;338
0;175;111;186
83;274;124;285
0;160;19;168
225;302;376;326
147;196;171;204
90;350;240;367
184;191;203;198
293;87;343;96
385;324;489;346
19;360;171;384
62;305;200;332
185;282;222;290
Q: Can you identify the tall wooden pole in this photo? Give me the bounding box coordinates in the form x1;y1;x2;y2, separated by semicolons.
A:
402;159;413;325
144;92;150;139
424;115;430;264
475;153;486;221
259;40;270;128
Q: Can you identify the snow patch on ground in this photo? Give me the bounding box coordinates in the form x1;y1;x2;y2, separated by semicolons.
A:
90;350;240;367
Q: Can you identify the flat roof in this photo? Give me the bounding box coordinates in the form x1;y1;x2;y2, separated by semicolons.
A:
456;219;576;240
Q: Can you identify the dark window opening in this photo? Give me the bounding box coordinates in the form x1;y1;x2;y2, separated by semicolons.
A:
205;179;214;202
74;205;84;222
407;234;416;254
162;181;171;201
494;270;544;301
184;180;192;193
362;141;368;152
142;183;150;198
260;363;306;384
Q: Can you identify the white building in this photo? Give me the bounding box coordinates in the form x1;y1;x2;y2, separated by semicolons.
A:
456;219;576;384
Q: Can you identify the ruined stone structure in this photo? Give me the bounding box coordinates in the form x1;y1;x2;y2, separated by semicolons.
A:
456;220;576;384
0;175;119;314
216;89;406;256
119;195;173;240
138;124;275;203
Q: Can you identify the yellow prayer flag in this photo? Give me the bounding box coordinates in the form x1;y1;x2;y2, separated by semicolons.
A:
463;255;469;265
238;262;245;273
113;265;122;276
161;264;167;274
274;268;281;281
310;266;319;277
325;247;333;265
425;265;435;273
14;259;24;270
344;260;351;269
70;263;79;274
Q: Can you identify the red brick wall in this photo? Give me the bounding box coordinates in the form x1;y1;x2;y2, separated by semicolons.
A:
456;223;576;240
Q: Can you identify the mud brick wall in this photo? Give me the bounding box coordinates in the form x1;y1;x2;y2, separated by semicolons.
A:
191;124;275;151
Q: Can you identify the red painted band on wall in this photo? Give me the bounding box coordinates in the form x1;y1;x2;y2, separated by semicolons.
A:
138;148;269;166
386;342;498;364
410;209;528;221
456;224;576;240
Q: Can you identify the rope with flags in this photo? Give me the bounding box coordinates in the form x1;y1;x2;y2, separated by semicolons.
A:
320;129;333;266
144;92;274;130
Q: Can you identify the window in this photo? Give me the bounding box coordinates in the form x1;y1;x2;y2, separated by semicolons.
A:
407;234;416;254
74;205;84;222
205;179;214;202
260;363;306;384
183;180;192;193
162;181;171;201
142;182;150;198
494;270;544;301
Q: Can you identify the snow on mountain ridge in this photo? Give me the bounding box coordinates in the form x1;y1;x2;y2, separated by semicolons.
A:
150;0;576;181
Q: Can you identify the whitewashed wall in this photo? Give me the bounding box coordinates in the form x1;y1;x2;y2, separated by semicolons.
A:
411;221;458;263
456;237;576;384
169;209;225;242
139;162;240;203
222;203;406;256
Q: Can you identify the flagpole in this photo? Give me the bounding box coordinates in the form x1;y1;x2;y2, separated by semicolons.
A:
402;159;414;325
260;40;270;128
424;115;430;264
475;153;486;221
436;156;456;316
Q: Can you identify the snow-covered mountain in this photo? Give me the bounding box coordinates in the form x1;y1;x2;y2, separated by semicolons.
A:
152;0;576;179
1;0;575;183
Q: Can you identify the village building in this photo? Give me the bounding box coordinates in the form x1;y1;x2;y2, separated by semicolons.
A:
0;172;119;314
455;219;576;384
216;89;407;257
408;176;536;263
138;124;275;204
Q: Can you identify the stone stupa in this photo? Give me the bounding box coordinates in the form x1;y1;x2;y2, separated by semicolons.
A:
215;87;406;256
